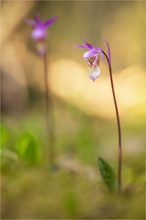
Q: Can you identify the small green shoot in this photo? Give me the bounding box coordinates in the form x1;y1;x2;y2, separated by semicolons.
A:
98;157;117;192
15;133;41;165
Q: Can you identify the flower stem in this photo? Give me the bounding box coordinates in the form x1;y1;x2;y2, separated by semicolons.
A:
102;50;122;192
43;53;55;167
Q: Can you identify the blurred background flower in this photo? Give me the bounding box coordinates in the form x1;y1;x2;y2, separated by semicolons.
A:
26;15;57;55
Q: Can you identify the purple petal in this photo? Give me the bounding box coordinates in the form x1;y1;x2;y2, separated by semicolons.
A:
32;27;47;41
25;19;36;27
81;37;94;49
96;48;104;59
86;43;94;49
44;17;57;28
83;49;98;59
105;41;111;62
74;44;89;49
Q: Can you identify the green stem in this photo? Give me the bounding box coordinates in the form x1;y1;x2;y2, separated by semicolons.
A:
43;53;55;167
102;50;122;192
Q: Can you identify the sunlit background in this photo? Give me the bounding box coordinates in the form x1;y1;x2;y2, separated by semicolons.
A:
1;1;145;219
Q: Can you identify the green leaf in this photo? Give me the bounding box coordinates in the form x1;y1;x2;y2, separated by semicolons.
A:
15;133;41;165
0;124;10;149
63;191;78;218
98;157;117;191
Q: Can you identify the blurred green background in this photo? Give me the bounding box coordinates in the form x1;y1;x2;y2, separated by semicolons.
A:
1;1;145;219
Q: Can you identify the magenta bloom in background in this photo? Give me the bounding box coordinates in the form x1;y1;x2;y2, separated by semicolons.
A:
26;15;57;166
75;38;104;81
26;15;57;56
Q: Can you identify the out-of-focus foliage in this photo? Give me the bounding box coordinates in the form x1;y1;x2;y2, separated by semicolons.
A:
63;190;78;218
1;102;145;219
15;133;41;165
0;124;10;149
